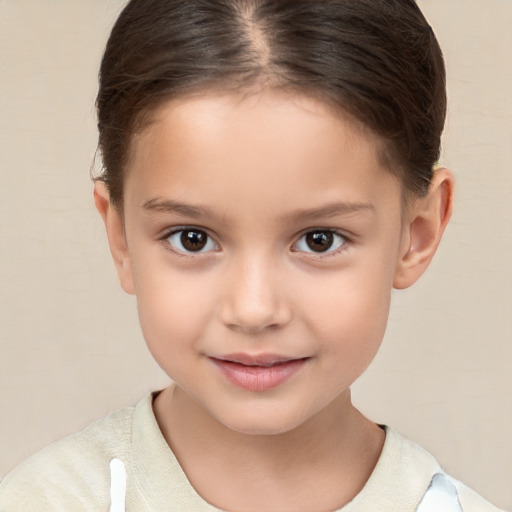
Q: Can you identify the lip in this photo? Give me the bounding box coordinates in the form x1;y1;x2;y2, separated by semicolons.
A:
210;353;309;391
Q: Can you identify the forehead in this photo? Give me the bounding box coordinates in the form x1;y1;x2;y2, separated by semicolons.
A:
124;89;401;217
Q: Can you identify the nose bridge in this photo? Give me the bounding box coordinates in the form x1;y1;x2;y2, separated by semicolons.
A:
220;248;290;333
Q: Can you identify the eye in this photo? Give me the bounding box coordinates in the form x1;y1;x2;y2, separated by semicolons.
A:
166;228;218;254
294;230;346;254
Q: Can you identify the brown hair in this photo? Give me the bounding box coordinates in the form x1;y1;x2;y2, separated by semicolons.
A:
96;0;446;206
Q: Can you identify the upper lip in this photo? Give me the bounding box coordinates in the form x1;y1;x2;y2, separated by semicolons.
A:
212;353;306;367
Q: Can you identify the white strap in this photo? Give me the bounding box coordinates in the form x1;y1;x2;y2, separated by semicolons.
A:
109;458;127;512
416;472;464;512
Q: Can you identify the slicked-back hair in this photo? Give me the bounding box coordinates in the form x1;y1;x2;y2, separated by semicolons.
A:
96;0;446;206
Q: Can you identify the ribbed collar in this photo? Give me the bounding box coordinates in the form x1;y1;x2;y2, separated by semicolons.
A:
127;393;440;511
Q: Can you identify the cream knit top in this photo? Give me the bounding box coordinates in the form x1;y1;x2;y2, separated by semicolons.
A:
0;394;503;512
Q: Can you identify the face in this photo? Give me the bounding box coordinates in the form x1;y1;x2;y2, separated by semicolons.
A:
115;89;410;435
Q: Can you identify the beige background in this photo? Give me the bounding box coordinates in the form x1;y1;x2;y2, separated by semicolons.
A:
0;0;510;509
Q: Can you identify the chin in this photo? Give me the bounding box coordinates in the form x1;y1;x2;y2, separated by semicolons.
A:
214;405;309;437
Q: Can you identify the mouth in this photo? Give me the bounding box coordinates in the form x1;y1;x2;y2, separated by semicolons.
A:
209;353;309;391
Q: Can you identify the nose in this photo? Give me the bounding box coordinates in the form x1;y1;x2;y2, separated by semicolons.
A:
219;254;292;334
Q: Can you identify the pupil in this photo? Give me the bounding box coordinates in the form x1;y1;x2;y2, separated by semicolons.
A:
306;231;333;252
181;230;207;251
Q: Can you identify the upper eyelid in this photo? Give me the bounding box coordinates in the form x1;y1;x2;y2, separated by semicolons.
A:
294;227;351;241
161;225;216;239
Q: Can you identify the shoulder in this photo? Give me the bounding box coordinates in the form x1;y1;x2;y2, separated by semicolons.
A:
346;427;504;512
0;399;139;512
383;428;504;512
450;476;506;512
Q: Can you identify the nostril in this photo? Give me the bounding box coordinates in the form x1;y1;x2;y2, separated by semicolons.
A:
224;311;291;334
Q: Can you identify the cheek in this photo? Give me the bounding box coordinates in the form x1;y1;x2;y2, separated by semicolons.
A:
131;259;219;363
312;287;390;389
302;259;394;360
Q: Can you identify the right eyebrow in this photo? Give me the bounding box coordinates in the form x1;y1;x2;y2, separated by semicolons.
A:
141;198;219;220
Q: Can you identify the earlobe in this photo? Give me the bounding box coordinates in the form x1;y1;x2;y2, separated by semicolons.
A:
393;168;454;290
93;181;135;295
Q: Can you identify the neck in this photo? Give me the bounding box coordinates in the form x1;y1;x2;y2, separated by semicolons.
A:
154;385;384;512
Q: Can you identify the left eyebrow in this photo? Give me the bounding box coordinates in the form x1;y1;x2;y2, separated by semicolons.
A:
284;201;376;222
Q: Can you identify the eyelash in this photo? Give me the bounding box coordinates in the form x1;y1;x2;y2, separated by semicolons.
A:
160;227;351;258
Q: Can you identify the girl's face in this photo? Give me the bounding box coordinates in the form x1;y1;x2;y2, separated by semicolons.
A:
114;89;410;434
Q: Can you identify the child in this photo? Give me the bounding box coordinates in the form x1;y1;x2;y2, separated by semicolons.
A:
0;0;505;511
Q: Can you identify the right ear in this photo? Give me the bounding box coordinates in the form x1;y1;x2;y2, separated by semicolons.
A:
93;181;135;295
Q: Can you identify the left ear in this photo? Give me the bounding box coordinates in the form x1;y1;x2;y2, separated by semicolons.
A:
394;168;454;289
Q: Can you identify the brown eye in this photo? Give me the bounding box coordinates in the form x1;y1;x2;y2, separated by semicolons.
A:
306;231;334;252
181;230;207;251
167;229;217;253
294;230;346;254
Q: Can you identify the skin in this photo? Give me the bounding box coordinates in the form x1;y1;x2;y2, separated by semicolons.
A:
95;89;453;511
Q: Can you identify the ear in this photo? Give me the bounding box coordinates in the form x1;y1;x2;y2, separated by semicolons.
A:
93;181;135;294
393;168;454;289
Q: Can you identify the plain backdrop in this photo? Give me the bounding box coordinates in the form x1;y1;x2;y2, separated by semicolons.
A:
0;1;511;509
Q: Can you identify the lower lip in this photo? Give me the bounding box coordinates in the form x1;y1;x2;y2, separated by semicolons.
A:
211;358;308;391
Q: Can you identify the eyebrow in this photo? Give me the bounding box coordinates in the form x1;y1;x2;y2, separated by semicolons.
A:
142;198;218;220
285;201;376;222
142;197;375;223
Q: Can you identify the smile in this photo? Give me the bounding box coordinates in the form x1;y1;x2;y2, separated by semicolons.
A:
210;354;309;391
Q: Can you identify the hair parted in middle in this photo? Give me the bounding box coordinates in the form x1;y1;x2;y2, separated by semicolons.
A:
97;0;446;206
